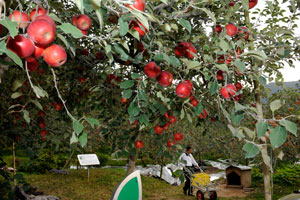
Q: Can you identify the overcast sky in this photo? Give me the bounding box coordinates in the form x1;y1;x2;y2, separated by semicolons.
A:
253;0;300;82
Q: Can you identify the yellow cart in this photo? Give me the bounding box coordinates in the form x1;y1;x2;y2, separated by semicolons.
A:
191;173;217;200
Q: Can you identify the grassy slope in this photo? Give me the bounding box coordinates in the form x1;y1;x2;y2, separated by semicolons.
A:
24;168;297;200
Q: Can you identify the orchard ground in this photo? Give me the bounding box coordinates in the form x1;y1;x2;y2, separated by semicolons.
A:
23;168;297;200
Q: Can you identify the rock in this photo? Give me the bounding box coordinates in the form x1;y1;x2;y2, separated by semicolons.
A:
15;186;60;200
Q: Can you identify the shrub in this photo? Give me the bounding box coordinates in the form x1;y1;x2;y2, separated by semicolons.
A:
273;164;300;186
96;153;109;167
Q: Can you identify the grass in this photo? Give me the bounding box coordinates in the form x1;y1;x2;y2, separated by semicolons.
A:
24;168;299;200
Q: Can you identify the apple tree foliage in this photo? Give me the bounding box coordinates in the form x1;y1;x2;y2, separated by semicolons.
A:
0;0;300;198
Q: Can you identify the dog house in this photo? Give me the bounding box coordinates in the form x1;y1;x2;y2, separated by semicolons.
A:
226;165;252;188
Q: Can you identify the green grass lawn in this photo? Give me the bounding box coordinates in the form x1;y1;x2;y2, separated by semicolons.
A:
24;168;298;200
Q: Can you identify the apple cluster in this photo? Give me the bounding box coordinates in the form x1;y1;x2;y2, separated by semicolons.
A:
7;7;67;71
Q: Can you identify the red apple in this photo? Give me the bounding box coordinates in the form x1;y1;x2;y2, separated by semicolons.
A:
183;80;193;89
175;42;197;59
239;27;249;40
26;57;39;72
128;0;146;12
157;71;173;87
38;111;46;117
9;10;30;28
249;0;258;9
199;109;208;119
236;47;244;58
40;129;47;141
235;82;242;91
33;44;46;58
96;52;103;60
30;6;47;21
6;35;35;58
217;70;225;80
234;94;242;102
137;42;146;54
78;77;86;83
80;29;88;38
21;123;26;128
43;44;67;67
135;140;144;149
164;112;170;119
169;116;177;124
27;19;55;46
176;82;192;98
81;49;89;56
130;119;138;125
190;99;199;107
144;62;161;78
215;24;223;33
0;24;3;35
121;97;128;104
162;123;170;131
225;23;238;37
73;14;91;31
189;95;195;100
39;121;46;129
131;21;147;36
220;84;237;99
35;15;56;31
53;102;63;111
217;55;232;65
154;125;164;134
229;2;236;7
39;69;44;75
174;132;184;141
167;139;176;147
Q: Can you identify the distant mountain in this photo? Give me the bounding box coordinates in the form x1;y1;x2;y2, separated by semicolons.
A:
266;81;300;94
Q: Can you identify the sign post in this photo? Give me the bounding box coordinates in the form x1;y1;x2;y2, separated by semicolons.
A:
77;154;100;181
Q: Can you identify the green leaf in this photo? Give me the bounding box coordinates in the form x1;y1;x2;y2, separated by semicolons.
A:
195;102;203;116
0;41;23;68
48;13;62;23
12;80;24;91
187;113;192;123
58;23;83;38
228;125;245;139
216;64;229;73
138;91;147;101
199;8;216;23
156;91;170;103
234;102;246;112
261;148;272;169
256;121;268;138
178;19;191;33
243;127;255;139
120;80;134;89
119;18;129;37
23;110;30;124
180;109;185;120
114;44;129;61
209;80;218;95
131;73;142;79
30;100;43;110
270;126;287;148
234;59;246;72
187;61;201;70
70;132;78;144
73;120;84;135
232;114;244;126
0;17;18;38
33;86;48;98
280;120;297;136
85;117;100;128
94;7;105;29
122;89;133;99
139;114;149;126
259;76;267;87
57;34;76;56
243;143;259;158
219;39;229;52
11;92;23;99
128;102;140;117
154;53;164;63
169;56;181;67
241;50;267;61
79;131;87;148
270;99;283;113
241;0;249;10
74;0;84;14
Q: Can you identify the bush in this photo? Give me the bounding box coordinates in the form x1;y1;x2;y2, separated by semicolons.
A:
273;164;300;186
19;149;68;173
96;153;109;167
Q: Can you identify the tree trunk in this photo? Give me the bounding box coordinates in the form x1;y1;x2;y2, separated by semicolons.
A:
13;142;16;187
245;8;272;199
160;164;163;180
126;155;136;176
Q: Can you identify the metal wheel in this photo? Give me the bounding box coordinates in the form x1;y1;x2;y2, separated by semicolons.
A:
209;190;217;200
196;190;204;200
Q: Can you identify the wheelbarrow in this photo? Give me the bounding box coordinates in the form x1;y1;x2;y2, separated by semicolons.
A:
191;172;218;200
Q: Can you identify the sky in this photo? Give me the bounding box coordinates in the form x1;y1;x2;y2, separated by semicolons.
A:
253;0;300;82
